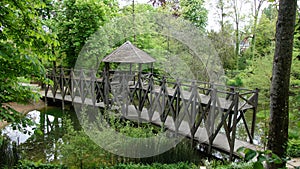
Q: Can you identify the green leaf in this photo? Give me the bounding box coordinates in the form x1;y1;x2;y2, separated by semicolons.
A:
237;147;246;153
244;148;257;161
271;153;282;164
257;154;267;162
253;162;264;169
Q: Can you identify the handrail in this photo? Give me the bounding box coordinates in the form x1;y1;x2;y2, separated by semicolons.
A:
44;68;259;161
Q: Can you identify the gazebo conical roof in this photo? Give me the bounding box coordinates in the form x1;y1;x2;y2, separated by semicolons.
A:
102;41;156;64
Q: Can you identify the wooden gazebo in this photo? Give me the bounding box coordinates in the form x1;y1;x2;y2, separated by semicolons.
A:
101;41;156;104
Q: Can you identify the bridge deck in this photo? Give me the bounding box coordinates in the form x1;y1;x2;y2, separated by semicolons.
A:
42;91;257;157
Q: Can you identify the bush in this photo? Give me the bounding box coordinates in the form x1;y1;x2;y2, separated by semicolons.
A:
98;162;198;169
15;160;67;169
287;139;300;157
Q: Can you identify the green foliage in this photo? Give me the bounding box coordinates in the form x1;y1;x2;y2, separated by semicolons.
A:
99;162;199;169
59;111;162;168
148;0;208;31
180;0;208;31
240;54;273;105
237;147;283;168
14;161;201;169
59;118;114;168
226;76;243;87
287;139;300;157
15;160;67;169
121;4;156;15
59;108;205;168
208;25;236;70
51;0;119;68
203;160;253;169
0;106;34;133
0;0;57;128
290;15;300;118
255;12;276;57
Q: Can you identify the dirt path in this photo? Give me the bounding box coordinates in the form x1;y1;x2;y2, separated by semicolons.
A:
0;100;46;129
287;158;300;169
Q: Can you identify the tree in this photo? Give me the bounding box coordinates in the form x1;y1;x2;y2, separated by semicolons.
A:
52;0;119;68
215;0;228;32
148;0;207;31
267;1;297;168
208;25;236;70
250;0;266;59
0;0;57;130
179;0;207;31
255;11;276;57
229;0;250;70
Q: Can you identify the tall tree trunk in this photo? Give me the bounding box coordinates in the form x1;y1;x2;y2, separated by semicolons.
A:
267;1;297;169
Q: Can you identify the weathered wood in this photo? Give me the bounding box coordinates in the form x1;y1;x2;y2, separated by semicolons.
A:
44;68;259;160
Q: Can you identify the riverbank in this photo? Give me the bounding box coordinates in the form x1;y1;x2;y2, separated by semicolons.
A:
0;100;46;129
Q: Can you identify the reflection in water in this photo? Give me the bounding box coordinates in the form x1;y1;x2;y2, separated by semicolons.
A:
1;107;75;166
3;110;41;144
0;135;19;168
0;105;265;167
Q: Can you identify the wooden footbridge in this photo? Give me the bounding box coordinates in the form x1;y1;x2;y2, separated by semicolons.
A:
42;41;259;160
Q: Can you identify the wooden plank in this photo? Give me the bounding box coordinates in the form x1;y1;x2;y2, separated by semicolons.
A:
41;91;106;108
42;88;257;158
122;105;257;157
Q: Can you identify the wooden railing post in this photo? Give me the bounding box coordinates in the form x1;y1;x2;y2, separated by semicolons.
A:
79;69;85;104
60;67;65;110
70;68;74;103
52;68;57;101
175;79;181;135
44;70;49;106
251;88;259;143
90;69;96;107
208;85;217;155
148;73;154;121
190;80;198;138
230;91;239;161
103;63;110;106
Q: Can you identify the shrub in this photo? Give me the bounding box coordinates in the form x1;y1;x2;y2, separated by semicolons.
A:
15;160;67;169
287;139;300;157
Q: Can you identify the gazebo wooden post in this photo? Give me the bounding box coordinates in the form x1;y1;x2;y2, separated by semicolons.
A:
130;63;134;84
150;62;154;75
138;63;142;122
138;63;142;84
104;62;110;105
101;41;156;110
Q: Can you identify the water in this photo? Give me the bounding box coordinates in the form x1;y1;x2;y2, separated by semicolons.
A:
1;106;76;166
0;105;265;167
1;106;207;166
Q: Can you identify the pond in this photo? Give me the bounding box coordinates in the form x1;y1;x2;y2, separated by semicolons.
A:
1;102;267;168
0;106;78;166
1;105;214;167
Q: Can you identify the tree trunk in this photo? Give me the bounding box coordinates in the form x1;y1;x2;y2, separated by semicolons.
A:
267;1;297;169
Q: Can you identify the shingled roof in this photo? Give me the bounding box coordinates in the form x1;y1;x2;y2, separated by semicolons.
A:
102;41;156;64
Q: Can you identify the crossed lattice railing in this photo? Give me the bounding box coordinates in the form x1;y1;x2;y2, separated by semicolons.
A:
45;68;259;160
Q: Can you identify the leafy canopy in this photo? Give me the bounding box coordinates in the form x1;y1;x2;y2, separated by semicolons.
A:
51;0;119;68
0;0;57;128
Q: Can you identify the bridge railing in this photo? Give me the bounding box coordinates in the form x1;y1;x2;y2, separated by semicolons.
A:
45;68;258;160
45;68;105;107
